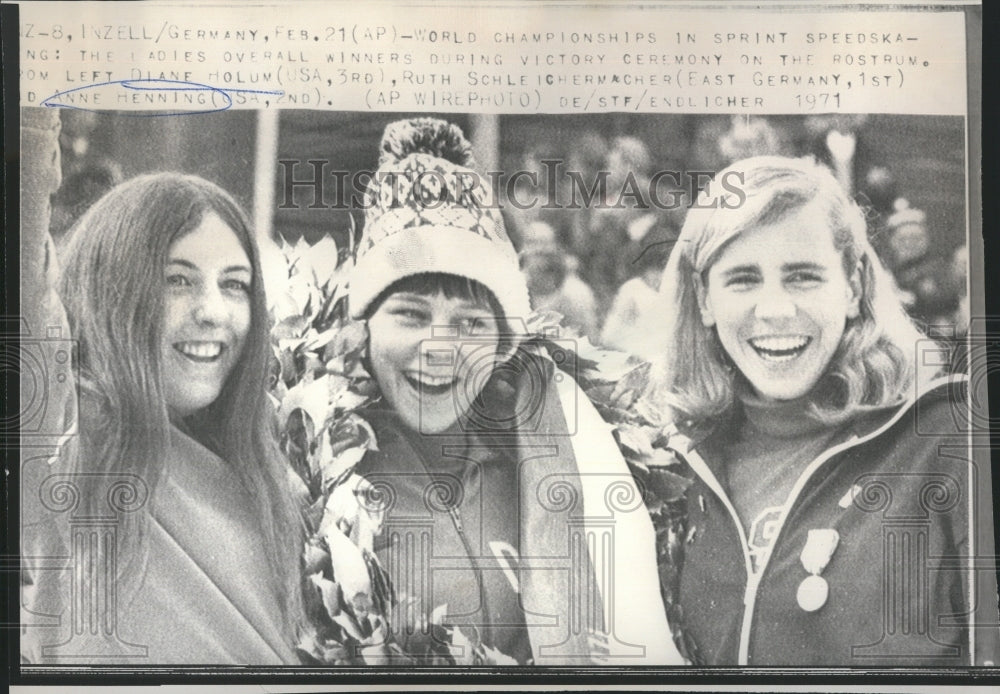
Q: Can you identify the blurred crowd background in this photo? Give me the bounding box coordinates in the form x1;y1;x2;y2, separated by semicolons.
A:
48;110;969;362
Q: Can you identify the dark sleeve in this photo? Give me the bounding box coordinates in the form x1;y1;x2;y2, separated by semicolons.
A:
918;386;1000;664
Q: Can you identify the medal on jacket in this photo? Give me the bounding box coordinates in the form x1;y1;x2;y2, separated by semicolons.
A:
796;529;839;612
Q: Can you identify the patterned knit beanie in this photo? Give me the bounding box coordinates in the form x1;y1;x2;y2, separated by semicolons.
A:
349;118;531;329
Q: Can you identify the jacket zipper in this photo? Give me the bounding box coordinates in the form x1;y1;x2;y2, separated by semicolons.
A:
445;490;491;650
677;376;960;665
407;429;493;653
675;441;757;664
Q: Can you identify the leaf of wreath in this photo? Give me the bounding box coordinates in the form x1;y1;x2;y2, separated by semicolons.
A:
270;257;699;663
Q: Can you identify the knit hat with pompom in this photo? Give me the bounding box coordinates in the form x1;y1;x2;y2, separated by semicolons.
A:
349;118;531;329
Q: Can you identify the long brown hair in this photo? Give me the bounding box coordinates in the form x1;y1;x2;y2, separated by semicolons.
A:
58;172;304;635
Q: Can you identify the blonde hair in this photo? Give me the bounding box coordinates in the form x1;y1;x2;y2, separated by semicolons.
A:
653;155;930;426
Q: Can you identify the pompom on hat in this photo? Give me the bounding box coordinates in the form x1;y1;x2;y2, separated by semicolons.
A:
349;118;531;330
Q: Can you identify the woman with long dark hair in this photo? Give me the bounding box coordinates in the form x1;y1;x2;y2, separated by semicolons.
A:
22;173;303;664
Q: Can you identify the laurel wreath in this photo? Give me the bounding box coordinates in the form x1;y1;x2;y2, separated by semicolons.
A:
267;237;699;665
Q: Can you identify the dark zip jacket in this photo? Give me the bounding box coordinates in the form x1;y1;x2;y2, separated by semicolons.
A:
670;376;999;666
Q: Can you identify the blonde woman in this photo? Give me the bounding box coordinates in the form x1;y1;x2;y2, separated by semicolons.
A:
652;155;985;665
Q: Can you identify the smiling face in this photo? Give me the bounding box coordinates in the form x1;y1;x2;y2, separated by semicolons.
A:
161;212;252;419
368;288;501;434
697;200;861;403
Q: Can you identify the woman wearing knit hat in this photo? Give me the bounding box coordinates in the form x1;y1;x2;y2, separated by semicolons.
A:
336;118;683;665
